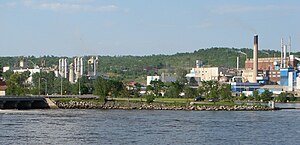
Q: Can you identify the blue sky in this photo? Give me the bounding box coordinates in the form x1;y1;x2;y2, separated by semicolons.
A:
0;0;299;56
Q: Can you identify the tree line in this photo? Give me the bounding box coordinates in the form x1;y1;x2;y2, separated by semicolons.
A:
2;69;286;103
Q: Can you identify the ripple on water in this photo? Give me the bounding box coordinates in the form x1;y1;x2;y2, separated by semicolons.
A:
1;109;300;144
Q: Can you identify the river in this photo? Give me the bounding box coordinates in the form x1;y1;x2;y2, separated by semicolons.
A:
1;109;300;145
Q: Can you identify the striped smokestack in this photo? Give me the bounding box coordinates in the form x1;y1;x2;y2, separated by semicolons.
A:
253;34;258;83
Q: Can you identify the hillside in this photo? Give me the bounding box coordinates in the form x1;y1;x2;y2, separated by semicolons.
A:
0;47;290;82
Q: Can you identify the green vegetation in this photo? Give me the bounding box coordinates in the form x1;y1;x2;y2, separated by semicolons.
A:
0;48;286;83
1;47;298;104
145;95;155;103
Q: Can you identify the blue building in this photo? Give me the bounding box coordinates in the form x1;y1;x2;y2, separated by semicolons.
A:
231;82;261;95
280;68;293;86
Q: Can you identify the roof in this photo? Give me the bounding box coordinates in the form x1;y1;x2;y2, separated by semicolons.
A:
0;81;7;91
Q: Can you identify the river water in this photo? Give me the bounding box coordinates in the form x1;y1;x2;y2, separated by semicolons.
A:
1;109;300;145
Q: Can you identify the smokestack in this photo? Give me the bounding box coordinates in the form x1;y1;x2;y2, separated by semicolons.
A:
80;57;83;76
253;34;258;83
280;38;283;68
237;57;239;71
288;36;291;67
283;45;287;68
69;63;74;83
64;58;67;78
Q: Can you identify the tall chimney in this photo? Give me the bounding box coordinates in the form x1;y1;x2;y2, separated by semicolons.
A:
237;57;239;71
280;38;283;68
288;36;291;67
253;34;258;83
283;45;287;68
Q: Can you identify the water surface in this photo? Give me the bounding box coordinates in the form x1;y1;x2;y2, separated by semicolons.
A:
0;109;299;145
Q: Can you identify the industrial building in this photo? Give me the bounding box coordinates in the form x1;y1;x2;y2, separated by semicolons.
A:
57;56;99;83
147;73;177;86
0;81;7;96
240;35;300;95
2;56;100;85
185;62;238;85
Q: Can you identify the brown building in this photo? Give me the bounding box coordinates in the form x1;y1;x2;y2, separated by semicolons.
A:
0;81;7;96
244;55;299;83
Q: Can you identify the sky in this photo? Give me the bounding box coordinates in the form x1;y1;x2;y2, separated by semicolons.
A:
0;0;299;57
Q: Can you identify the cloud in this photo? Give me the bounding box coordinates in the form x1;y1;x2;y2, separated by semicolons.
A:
0;2;17;8
22;0;119;12
212;4;298;14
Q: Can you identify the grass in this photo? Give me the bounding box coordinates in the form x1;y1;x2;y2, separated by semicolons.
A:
51;98;105;103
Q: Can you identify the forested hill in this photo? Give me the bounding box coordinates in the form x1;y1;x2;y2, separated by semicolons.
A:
0;47;296;81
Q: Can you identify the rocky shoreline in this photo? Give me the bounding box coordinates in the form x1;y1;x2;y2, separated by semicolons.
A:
53;100;273;111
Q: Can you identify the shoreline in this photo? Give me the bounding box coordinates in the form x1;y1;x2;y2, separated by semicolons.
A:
52;100;273;111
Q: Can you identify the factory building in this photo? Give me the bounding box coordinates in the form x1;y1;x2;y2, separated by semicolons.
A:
147;73;177;86
0;81;7;96
244;36;299;84
244;56;299;83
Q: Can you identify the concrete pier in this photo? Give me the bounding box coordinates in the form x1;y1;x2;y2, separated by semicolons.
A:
0;96;50;109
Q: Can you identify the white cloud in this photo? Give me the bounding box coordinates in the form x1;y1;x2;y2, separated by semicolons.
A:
22;0;119;12
0;2;17;8
212;4;299;14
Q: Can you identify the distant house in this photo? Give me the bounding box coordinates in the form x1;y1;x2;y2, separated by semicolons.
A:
0;81;7;96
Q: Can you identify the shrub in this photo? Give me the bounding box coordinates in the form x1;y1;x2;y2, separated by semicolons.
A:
145;95;155;103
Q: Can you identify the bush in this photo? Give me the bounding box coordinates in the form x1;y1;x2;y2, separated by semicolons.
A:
145;95;155;103
275;92;287;103
239;94;247;100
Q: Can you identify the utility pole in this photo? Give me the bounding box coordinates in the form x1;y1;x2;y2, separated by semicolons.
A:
60;77;63;95
78;78;81;95
41;78;47;95
38;77;41;96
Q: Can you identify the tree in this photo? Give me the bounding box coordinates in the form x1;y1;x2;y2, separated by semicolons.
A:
239;93;247;101
260;90;273;102
253;90;261;101
149;80;164;96
166;81;184;98
2;70;14;81
219;84;232;101
31;71;55;95
275;92;287;103
175;68;188;84
93;77;125;98
53;77;72;95
133;82;142;98
6;72;30;96
94;77;109;97
200;80;219;103
183;86;197;98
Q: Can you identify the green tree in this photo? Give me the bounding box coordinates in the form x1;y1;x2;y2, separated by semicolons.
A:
183;86;197;98
260;90;273;102
31;71;55;95
200;80;219;103
175;68;188;84
149;80;164;96
2;70;14;81
6;72;30;96
253;90;261;101
239;93;247;101
166;81;184;98
219;84;232;101
93;77;109;97
53;77;72;95
275;92;287;103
